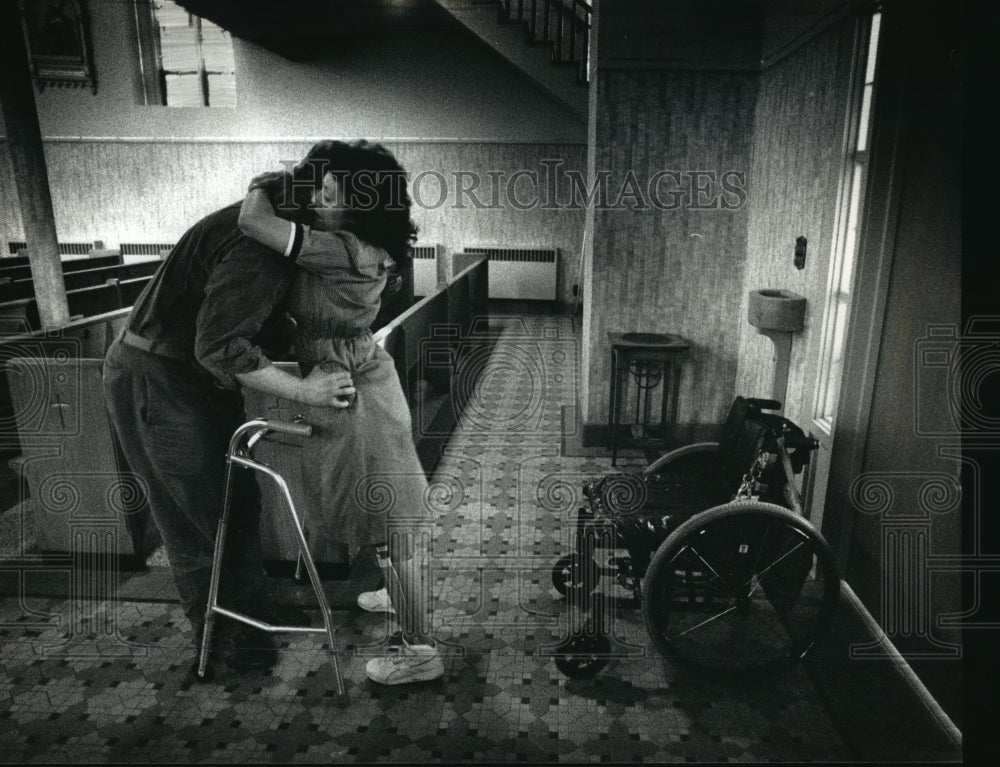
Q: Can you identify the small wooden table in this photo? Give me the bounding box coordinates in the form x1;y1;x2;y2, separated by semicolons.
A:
607;332;690;466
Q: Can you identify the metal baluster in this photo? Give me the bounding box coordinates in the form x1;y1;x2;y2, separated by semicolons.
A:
556;0;564;61
570;1;577;65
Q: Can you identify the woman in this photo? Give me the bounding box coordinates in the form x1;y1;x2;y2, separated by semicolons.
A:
238;140;441;686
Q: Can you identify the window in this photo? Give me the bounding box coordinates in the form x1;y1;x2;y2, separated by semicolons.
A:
134;0;237;106
813;11;882;433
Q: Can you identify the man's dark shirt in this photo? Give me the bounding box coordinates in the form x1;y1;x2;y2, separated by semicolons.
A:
125;202;297;389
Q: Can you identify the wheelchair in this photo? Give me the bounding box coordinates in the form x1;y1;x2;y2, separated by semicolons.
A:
549;397;841;680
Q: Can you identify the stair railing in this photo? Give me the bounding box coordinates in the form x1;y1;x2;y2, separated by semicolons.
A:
499;0;592;84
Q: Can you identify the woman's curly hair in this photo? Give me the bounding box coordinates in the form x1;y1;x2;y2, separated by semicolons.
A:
289;139;418;270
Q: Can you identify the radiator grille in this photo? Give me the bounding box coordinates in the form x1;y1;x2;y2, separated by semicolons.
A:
120;243;175;256
463;246;556;263
411;245;439;260
7;241;94;255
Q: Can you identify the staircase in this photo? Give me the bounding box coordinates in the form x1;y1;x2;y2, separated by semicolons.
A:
433;0;591;122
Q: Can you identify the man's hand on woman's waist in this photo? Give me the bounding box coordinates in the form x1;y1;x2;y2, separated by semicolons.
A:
235;365;355;408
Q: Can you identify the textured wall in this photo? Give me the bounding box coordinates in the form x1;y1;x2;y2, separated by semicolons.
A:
583;67;757;432
736;18;857;427
0;0;589;305
0;139;587;305
21;0;583;142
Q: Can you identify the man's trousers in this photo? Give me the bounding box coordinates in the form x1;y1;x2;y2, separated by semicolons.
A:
102;338;267;635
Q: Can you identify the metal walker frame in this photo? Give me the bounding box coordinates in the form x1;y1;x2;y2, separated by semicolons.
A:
195;418;347;701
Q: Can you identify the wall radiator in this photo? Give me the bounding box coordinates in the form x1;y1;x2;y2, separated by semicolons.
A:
119;242;175;264
411;244;442;297
463;246;558;301
6;242;172;263
7;241;94;257
120;242;174;257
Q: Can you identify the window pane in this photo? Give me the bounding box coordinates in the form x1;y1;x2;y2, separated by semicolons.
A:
821;300;850;419
202;28;235;71
153;0;237;108
865;14;881;84
160;26;200;71
154;0;191;29
165;73;203;106
207;73;237;107
856;85;873;152
840;167;865;292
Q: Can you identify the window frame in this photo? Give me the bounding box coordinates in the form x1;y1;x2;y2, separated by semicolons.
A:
812;10;883;435
132;0;236;108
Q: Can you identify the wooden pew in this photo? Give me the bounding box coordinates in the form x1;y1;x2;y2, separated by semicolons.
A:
0;255;30;268
0;273;156;337
0;260;161;302
0;255;135;328
0;297;40;337
0;253;124;281
0;308;134;456
65;282;130;321
371;257;489;471
372;257;488;388
2;309;151;562
2;340;323;567
1;259;487;570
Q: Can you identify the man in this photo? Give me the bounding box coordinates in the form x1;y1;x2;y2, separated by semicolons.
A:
102;173;353;672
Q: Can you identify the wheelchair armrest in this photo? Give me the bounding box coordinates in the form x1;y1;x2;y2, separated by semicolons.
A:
642;442;721;475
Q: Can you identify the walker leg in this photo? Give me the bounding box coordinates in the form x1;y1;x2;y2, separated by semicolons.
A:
293;534;347;701
196;460;238;680
277;483;347;701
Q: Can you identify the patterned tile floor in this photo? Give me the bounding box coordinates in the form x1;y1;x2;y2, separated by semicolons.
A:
0;315;853;763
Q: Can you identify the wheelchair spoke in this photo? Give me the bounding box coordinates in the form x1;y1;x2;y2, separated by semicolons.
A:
643;502;841;679
667;602;740;640
682;541;740;598
744;537;808;598
750;518;773;578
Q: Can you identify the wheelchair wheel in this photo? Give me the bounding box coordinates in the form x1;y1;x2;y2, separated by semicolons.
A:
552;632;612;679
551;554;599;596
642;501;840;680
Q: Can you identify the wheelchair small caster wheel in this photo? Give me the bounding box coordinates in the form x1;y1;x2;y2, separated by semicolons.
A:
553;633;611;679
552;555;599;597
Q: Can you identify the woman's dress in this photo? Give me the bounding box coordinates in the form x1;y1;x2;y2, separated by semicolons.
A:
286;228;427;558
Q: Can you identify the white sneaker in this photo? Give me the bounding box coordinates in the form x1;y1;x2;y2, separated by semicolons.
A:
365;642;444;685
357;587;395;614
